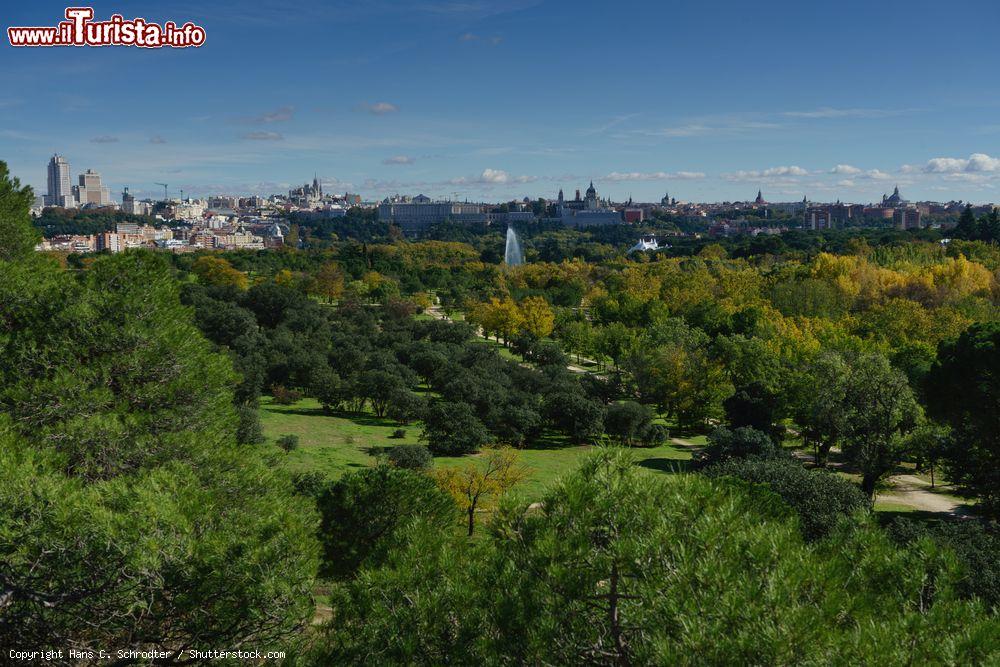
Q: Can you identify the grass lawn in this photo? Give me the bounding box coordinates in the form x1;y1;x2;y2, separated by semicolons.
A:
260;396;693;500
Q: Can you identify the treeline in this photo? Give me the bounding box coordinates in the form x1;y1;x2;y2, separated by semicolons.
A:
182;279;662;454
33;206;160;237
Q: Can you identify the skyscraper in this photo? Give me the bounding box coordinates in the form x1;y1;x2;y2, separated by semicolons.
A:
72;169;112;207
44;154;75;208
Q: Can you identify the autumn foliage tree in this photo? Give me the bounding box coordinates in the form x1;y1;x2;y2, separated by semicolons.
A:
432;447;526;535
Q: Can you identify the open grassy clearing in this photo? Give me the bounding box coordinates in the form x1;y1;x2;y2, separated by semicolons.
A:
261;397;973;519
260;396;692;500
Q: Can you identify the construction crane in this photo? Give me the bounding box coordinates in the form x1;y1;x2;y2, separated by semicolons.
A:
154;182;168;202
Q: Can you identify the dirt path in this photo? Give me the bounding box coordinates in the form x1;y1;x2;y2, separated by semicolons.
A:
879;474;971;515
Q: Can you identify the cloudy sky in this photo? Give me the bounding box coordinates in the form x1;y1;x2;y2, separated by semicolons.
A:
3;0;1000;203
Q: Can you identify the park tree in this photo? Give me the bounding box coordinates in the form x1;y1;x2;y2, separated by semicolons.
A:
317;465;455;578
558;319;595;364
723;381;784;441
604;401;656;446
0;179;319;653
421;401;491;455
431;447;526;535
543;390;606;443
319;449;1000;664
518;296;555;339
697;426;786;467
926;322;1000;513
792;352;851;467
0;161;38;261
312;261;346;303
954;204;979;240
703;457;871;540
191;254;249;290
595;322;638;371
841;353;922;499
980;206;1000;243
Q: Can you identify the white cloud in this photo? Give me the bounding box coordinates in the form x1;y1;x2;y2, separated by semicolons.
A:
864;169;892;181
645;121;781;138
448;168;537;186
382;155;415;165
782;107;906;119
480;168;509;183
724;165;808;181
359;101;399;115
241;131;283;141
923;153;1000;174
253;106;294;123
602;171;706;182
830;164;862;175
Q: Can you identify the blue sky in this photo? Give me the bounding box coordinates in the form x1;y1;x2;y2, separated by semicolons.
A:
3;0;1000;203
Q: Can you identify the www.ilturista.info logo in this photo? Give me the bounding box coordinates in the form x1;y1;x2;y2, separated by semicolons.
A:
8;7;205;48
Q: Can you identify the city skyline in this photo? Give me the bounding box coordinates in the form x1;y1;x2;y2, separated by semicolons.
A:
4;0;1000;203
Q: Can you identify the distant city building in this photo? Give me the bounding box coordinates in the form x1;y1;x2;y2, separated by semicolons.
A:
554;182;621;227
207;195;239;211
44;154;76;208
894;207;922;230
807;207;833;230
288;176;323;208
120;187;154;216
72;169;112;207
623;208;644;223
754;189;767;206
881;185;907;207
378;195;488;233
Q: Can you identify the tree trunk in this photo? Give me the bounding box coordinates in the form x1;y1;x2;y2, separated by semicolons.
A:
467;505;475;536
817;441;833;468
861;471;879;500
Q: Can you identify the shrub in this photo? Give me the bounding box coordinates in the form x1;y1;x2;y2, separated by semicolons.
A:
235;402;265;445
271;385;303;405
317;466;455;578
604;401;655;446
391;428;407;439
887;518;1000;610
277;434;300;453
696;426;786;468
640;423;670;447
387;444;432;470
703;458;870;540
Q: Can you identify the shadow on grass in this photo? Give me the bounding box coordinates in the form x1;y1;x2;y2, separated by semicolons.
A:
875;509;955;526
521;431;576;451
264;406;328;418
637;457;692;474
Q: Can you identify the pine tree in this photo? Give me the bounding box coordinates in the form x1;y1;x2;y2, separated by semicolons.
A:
0;161;39;261
954;203;979;240
981;207;1000;243
0;165;319;652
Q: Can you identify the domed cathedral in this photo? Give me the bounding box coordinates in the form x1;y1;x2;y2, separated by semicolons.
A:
585;181;599;209
552;181;621;227
882;185;906;207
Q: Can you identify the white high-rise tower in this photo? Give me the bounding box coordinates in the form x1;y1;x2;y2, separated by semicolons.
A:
45;154;75;208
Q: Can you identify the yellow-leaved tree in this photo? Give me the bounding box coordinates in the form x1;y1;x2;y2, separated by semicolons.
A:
432;447;527;536
519;296;555;339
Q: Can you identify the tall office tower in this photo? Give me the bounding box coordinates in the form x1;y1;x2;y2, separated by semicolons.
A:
44;154;75;207
73;169;112;207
